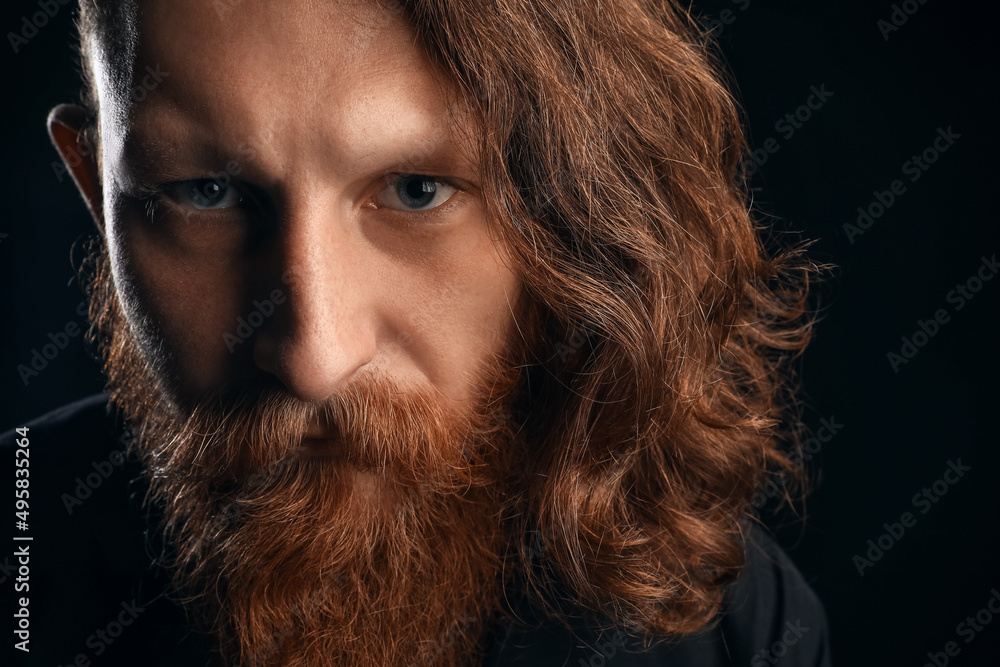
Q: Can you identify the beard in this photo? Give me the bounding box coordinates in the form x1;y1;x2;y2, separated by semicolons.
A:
85;244;533;667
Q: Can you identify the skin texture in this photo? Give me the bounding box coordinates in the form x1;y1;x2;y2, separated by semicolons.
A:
50;0;523;420
51;5;530;661
50;1;822;658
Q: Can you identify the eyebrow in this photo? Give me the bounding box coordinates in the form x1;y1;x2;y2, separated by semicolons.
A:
119;111;480;194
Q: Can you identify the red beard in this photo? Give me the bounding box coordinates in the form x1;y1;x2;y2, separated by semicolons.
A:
87;246;531;666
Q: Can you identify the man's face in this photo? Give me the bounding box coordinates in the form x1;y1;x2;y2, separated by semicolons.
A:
59;1;534;663
97;0;522;420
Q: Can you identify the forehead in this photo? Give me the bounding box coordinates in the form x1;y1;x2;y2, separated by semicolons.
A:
96;0;471;178
135;0;410;96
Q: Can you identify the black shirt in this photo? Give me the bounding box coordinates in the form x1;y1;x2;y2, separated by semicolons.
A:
1;395;833;666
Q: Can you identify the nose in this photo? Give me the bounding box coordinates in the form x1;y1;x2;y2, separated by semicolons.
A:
252;195;378;403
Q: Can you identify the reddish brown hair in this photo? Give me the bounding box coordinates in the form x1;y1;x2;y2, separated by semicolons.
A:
397;0;822;636
77;0;822;642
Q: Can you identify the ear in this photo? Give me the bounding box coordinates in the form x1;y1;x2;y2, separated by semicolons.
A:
47;103;104;228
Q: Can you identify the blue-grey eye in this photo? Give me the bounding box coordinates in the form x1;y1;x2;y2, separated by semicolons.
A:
169;179;242;210
376;174;456;211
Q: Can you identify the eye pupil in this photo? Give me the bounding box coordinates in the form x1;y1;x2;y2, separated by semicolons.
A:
187;179;229;208
396;176;437;209
375;173;456;212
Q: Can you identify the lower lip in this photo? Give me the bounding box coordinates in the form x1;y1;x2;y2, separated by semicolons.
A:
295;437;345;458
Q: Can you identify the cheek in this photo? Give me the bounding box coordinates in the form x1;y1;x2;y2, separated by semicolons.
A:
107;204;254;395
105;190;523;403
386;223;522;402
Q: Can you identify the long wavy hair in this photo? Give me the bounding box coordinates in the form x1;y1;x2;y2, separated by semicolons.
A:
76;0;822;642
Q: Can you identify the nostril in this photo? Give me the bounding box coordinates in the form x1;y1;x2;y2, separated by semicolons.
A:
251;325;282;377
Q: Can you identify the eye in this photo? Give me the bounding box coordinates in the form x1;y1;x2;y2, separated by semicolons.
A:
165;179;242;210
375;174;457;211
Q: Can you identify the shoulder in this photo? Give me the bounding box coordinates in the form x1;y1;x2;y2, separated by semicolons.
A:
617;523;833;666
713;522;833;667
611;522;833;666
486;523;832;666
1;393;117;445
1;396;212;666
1;393;133;521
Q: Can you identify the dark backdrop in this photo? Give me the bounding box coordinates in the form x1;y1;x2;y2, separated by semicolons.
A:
1;1;998;665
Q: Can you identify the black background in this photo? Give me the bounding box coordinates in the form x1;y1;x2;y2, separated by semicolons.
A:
1;1;998;665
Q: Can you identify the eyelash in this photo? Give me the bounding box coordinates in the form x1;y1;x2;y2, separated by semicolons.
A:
374;174;465;218
136;174;465;222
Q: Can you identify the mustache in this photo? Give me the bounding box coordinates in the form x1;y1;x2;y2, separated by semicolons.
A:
145;369;507;494
83;241;523;666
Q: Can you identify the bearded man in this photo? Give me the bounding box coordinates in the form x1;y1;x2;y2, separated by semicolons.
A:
3;0;832;665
